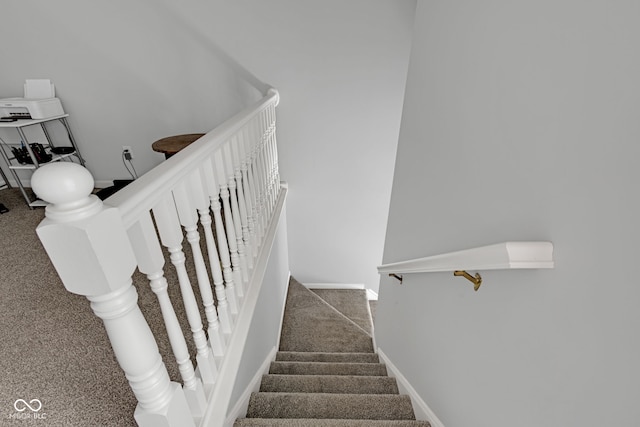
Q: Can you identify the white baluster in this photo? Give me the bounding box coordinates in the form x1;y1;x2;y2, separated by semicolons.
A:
244;121;261;248
259;107;273;217
239;126;258;260
32;163;194;427
152;194;223;370
248;117;264;242
201;160;239;316
267;102;281;208
256;114;269;233
262;107;273;218
228;177;248;289
128;213;207;415
214;150;244;301
224;142;249;286
171;182;227;357
188;170;233;334
264;107;275;215
231;135;254;270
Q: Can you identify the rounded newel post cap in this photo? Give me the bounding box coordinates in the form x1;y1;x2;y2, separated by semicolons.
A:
267;87;280;106
32;163;101;221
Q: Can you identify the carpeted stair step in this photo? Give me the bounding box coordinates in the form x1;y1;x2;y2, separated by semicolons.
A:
260;374;399;394
246;392;417;420
236;278;430;427
234;419;432;426
276;351;379;363
270;361;387;376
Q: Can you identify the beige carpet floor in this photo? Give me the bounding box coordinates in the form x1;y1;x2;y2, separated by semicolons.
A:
0;188;200;426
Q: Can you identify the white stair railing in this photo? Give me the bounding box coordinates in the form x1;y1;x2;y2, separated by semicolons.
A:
33;89;283;426
378;241;554;291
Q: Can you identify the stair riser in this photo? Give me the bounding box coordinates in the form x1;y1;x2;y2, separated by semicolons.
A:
260;374;399;394
276;351;380;364
247;393;416;420
270;362;387;376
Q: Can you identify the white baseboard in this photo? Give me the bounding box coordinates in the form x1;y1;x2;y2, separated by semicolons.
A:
377;348;445;427
366;288;378;301
224;346;276;427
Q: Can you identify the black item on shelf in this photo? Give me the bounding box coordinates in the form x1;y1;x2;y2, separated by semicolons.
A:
11;143;52;164
50;146;75;155
10;146;30;164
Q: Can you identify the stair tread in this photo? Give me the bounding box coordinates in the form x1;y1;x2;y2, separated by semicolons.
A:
276;351;379;363
247;392;416;420
270;361;387;376
235;419;432;426
260;374;399;394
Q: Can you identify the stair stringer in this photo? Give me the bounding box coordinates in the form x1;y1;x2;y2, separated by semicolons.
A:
224;347;277;427
377;348;445;427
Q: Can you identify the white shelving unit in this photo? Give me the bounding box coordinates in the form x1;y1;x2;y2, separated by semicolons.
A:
0;114;85;207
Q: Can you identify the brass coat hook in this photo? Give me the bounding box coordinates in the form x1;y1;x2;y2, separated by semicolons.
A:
389;273;403;284
453;270;482;291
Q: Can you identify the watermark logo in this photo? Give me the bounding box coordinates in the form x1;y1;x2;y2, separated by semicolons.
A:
14;399;42;413
8;399;47;420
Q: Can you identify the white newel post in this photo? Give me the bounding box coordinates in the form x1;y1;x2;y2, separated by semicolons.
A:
32;163;194;427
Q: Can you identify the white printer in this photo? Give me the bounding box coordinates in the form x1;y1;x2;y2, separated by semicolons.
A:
0;79;65;120
0;97;65;120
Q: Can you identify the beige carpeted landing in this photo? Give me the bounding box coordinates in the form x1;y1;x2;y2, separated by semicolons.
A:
278;279;374;353
0;188;195;426
0;189;138;426
310;288;372;334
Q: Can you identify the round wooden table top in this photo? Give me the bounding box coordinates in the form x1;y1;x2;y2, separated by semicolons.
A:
151;133;206;157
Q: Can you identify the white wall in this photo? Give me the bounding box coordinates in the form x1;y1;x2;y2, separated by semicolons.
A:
0;0;262;186
377;1;640;426
200;0;416;292
1;0;416;294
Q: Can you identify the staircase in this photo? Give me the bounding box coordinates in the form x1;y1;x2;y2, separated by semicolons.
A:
234;278;431;426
